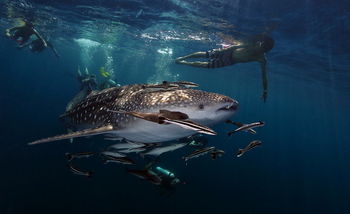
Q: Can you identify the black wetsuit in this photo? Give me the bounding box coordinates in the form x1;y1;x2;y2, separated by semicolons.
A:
206;48;235;68
11;26;35;45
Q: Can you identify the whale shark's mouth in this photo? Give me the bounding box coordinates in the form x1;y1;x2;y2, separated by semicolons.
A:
217;101;239;111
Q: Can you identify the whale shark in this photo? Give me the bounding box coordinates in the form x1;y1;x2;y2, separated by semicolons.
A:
29;83;238;145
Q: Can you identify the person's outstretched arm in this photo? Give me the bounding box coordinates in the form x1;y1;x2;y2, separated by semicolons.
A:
32;28;47;47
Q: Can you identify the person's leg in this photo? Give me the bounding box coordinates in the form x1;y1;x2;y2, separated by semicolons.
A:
175;51;207;62
175;60;209;68
178;51;207;59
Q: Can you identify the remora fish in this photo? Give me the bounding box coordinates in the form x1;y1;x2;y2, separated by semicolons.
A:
225;120;257;134
29;84;238;145
108;109;216;135
118;147;146;154
104;156;136;165
227;121;265;136
182;146;216;162
109;142;145;150
142;143;187;156
101;151;126;158
67;163;93;177
143;81;199;89
236;140;262;157
65;152;95;162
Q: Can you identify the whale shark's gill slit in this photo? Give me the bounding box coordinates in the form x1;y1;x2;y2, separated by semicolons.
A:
28;125;115;145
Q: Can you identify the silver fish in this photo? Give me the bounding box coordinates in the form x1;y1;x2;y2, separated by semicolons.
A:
29;84;238;145
65;151;95;162
142;143;187;156
118;147;146;154
225;120;256;134
104;156;136;165
101;151;126;158
227;121;265;136
109;142;145;150
183;146;216;162
236;140;262;157
68;164;93;177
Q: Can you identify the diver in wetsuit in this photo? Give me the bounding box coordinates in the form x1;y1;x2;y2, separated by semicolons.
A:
175;34;274;101
65;67;98;112
98;67;120;89
154;166;181;190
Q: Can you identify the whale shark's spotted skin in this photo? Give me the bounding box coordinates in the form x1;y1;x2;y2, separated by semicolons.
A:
31;84;238;144
65;84;233;130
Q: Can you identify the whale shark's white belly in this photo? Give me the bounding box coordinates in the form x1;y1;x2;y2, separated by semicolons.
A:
115;119;196;143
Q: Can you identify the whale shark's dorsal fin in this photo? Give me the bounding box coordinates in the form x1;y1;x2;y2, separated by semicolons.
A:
28;125;115;145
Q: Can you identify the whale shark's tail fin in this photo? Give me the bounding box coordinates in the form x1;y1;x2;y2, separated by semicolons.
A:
28;125;115;145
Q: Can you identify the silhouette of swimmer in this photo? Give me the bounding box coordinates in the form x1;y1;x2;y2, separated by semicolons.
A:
176;34;274;101
6;20;60;58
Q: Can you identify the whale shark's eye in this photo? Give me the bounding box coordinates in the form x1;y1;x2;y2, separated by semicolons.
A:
198;104;204;110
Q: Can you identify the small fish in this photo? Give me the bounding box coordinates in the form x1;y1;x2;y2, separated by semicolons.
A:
65;152;95;162
109;142;145;150
227;121;265;136
142;143;187;156
143;81;199;89
104;156;136;165
182;146;216;162
118;147;146;154
236;140;262;157
225;120;256;134
67;164;93;177
101;151;126;159
170;81;199;88
142;82;179;89
210;149;225;160
163;119;217;135
104;136;124;141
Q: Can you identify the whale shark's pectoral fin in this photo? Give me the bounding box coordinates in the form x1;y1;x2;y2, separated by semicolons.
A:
162;119;217;136
28;125;115;145
159;110;189;120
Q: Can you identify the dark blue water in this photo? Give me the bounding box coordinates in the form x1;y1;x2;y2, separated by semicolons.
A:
1;0;350;213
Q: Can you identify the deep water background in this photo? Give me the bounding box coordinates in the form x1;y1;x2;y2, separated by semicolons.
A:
0;0;350;214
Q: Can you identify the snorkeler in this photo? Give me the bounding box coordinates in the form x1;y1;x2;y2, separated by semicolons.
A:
6;20;60;58
5;20;38;45
65;67;98;112
175;34;274;101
